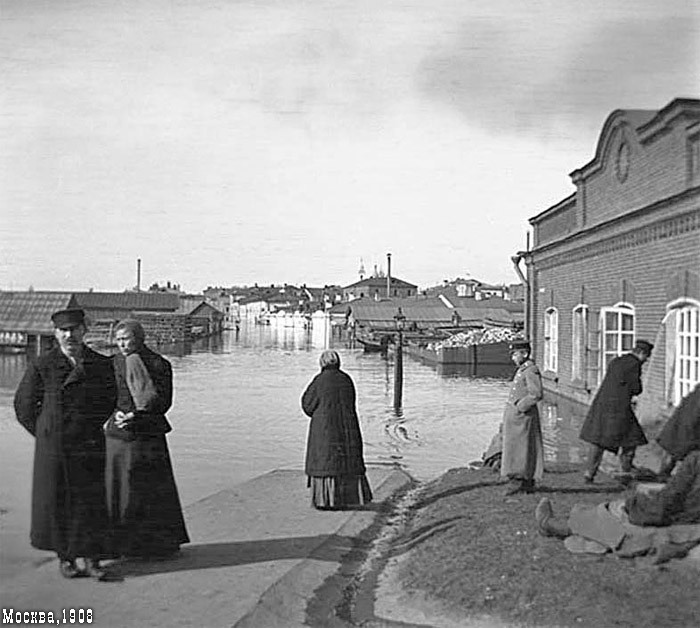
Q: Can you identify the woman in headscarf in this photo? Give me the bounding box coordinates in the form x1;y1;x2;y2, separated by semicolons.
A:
104;319;189;558
301;350;373;510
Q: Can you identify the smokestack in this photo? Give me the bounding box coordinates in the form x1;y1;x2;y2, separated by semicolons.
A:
137;258;141;292
386;252;392;298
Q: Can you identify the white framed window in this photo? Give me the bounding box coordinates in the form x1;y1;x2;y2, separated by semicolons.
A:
572;305;589;382
544;307;558;372
673;303;700;403
599;303;635;375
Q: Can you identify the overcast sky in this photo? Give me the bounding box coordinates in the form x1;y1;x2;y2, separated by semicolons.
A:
1;0;698;293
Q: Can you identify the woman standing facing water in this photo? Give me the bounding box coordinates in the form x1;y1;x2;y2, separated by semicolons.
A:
105;319;189;558
301;350;373;510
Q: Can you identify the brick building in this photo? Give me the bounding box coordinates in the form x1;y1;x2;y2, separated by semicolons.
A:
518;97;700;424
343;276;418;301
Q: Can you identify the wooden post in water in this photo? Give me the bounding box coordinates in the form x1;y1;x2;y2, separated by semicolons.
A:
393;308;406;410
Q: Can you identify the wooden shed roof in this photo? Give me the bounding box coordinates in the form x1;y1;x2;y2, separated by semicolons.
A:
0;291;76;334
73;291;180;311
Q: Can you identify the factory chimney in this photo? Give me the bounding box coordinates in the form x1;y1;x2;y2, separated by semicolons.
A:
386;252;392;298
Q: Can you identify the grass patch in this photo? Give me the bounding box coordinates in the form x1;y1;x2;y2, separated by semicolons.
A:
391;464;699;628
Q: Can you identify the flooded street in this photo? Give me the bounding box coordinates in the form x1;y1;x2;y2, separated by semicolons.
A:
0;321;588;578
0;321;588;505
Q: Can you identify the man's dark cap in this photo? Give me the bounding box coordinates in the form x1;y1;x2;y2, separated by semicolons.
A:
51;308;86;328
634;340;654;354
509;339;531;352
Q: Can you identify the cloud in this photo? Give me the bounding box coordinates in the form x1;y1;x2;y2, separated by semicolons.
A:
415;13;699;137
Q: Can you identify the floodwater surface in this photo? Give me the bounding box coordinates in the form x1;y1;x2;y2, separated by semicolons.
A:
0;321;587;578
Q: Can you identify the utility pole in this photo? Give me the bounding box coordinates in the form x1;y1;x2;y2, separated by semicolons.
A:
393;307;406;410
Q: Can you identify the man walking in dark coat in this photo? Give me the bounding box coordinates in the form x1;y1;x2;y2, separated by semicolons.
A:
579;339;653;483
14;308;116;579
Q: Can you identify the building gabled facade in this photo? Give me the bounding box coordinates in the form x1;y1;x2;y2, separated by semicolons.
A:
519;97;700;425
343;276;418;301
177;297;225;336
424;278;520;301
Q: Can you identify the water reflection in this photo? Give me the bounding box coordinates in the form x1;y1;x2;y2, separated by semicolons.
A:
0;324;590;498
0;353;26;384
406;354;516;380
540;396;588;465
436;362;516;379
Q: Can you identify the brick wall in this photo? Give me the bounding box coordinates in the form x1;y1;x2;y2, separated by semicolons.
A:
530;209;699;424
535;198;576;246
582;124;688;228
85;313;192;346
138;312;191;345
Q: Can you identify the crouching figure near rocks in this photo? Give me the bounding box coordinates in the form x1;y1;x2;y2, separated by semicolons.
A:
535;450;700;563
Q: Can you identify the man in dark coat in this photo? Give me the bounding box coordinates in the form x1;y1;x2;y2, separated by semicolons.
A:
579;339;653;483
14;308;116;579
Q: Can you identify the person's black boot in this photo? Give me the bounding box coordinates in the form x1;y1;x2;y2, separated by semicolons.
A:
58;558;82;579
535;498;570;539
620;448;636;474
83;558;107;580
504;479;525;496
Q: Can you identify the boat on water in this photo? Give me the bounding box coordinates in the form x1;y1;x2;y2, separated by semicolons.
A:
356;338;385;353
356;334;393;354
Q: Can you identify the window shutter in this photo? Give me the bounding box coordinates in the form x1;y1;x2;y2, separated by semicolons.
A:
664;310;676;406
587;313;601;390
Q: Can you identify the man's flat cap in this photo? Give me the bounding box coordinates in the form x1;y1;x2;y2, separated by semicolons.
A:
634;339;654;354
509;339;531;352
51;308;86;328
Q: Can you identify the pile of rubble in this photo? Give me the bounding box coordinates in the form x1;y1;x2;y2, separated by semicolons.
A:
428;327;523;350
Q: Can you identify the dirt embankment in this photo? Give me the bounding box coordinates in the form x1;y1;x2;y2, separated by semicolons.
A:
387;464;699;628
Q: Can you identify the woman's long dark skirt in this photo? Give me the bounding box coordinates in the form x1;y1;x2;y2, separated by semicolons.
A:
106;434;190;558
308;475;373;510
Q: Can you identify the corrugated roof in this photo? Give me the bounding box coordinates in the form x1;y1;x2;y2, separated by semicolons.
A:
333;297;450;324
176;298;223;316
450;296;524;314
331;296;522;328
0;291;75;334
73;291;180;311
190;302;224;317
454;306;523;325
176;296;205;315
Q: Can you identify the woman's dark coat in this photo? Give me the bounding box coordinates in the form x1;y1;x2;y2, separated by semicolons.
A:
106;345;189;556
579;353;648;451
14;346;116;557
657;384;700;460
110;345;173;437
301;367;367;478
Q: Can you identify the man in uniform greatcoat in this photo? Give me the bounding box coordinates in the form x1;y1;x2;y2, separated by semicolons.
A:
14;308;116;579
579;339;653;483
501;340;544;496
